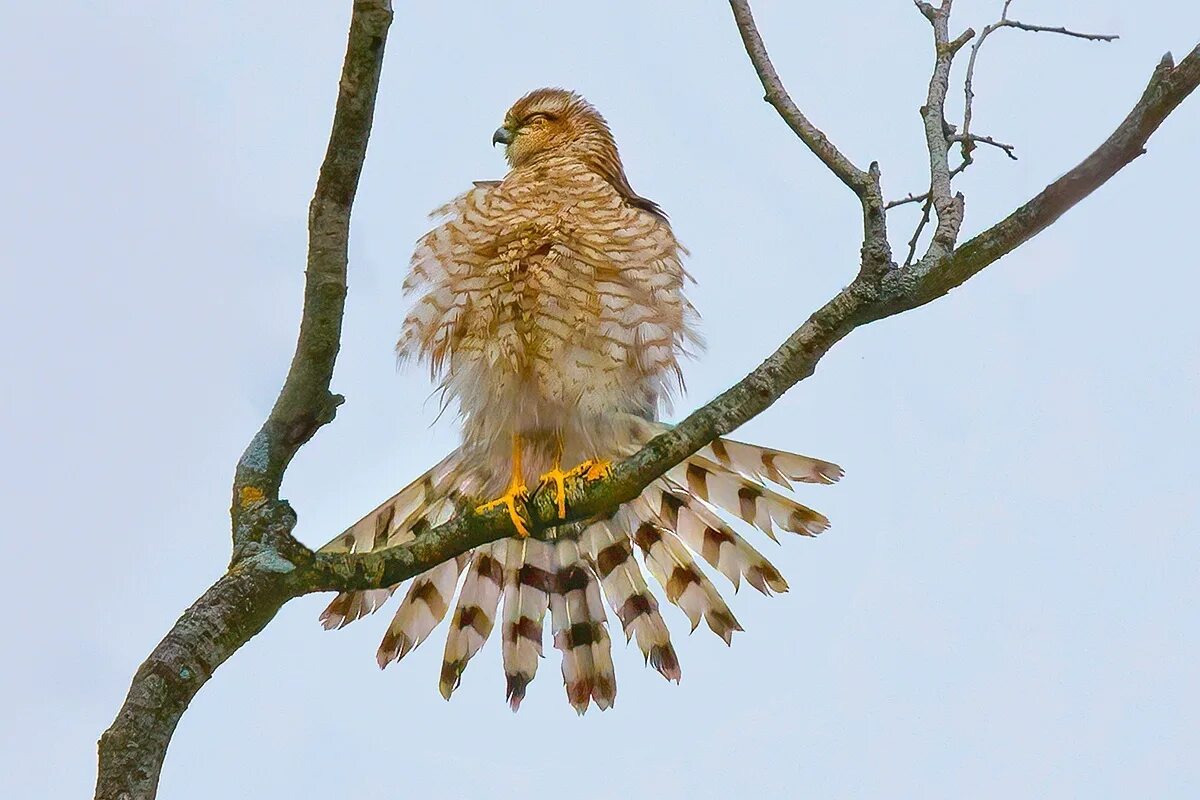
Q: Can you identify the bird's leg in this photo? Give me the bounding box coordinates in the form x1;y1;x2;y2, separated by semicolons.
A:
475;434;531;537
536;434;571;519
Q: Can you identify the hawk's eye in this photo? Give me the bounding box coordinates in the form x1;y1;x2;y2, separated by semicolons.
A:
522;112;555;127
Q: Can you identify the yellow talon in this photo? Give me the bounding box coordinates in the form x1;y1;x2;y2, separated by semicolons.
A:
565;458;612;482
476;433;532;537
581;459;612;482
537;467;572;519
475;487;531;538
534;458;613;522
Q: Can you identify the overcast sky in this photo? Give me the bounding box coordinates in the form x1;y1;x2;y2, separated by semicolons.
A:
3;2;1199;798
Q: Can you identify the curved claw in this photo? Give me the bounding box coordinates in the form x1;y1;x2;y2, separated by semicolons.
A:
475;487;531;537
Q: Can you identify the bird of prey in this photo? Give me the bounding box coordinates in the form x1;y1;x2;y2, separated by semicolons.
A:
318;88;842;713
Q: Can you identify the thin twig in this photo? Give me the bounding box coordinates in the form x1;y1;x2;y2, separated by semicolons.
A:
961;1;1118;164
952;132;1018;160
886;191;930;211
1003;21;1119;42
903;194;934;268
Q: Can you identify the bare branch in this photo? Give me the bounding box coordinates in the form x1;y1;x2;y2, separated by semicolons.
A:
1002;20;1119;43
914;1;969;261
892;44;1200;305
727;0;873;198
886;190;930;211
728;0;894;282
94;3;394;798
952;133;1018;160
961;2;1117;165
903;196;934;269
228;0;396;561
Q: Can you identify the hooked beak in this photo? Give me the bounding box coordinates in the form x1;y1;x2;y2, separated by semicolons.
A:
492;126;514;147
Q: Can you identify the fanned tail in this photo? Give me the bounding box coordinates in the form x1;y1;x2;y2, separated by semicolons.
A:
501;536;553;711
548;526;617;714
318;433;841;712
439;541;507;699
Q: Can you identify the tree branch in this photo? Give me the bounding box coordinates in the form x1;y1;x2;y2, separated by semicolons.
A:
960;1;1117;166
299;40;1200;602
727;1;894;282
97;0;1199;795
229;0;393;560
890;44;1200;307
915;1;971;261
94;3;393;798
727;0;873;199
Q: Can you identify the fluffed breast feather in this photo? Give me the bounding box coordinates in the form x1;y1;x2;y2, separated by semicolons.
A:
396;164;699;420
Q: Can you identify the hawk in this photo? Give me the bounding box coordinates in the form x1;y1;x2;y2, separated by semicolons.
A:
319;88;842;713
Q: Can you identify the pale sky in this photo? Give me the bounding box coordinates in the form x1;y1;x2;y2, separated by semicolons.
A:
2;2;1199;798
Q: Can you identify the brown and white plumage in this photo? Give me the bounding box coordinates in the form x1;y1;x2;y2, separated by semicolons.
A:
318;88;843;712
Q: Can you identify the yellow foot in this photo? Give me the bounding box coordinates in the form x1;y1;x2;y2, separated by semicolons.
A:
567;458;612;482
475;486;531;537
537;468;572;519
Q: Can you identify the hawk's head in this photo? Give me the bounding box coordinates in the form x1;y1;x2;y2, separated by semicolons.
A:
493;88;615;168
493;88;665;220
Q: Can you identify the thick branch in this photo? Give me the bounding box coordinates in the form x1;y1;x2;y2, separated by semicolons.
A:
94;3;393;798
230;0;392;544
95;563;299;800
916;1;970;261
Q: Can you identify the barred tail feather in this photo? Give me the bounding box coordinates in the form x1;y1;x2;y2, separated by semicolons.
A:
439;541;507;699
582;519;680;682
641;480;788;595
501;537;553;711
319;587;397;631
549;530;616;714
696;437;844;488
667;454;831;540
318;451;464;555
376;553;468;668
628;502;743;645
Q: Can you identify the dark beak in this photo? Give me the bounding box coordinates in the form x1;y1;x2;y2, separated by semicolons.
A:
492;126;514;147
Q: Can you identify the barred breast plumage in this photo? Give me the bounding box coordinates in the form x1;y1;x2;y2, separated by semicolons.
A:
399;151;697;497
318;88;842;714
